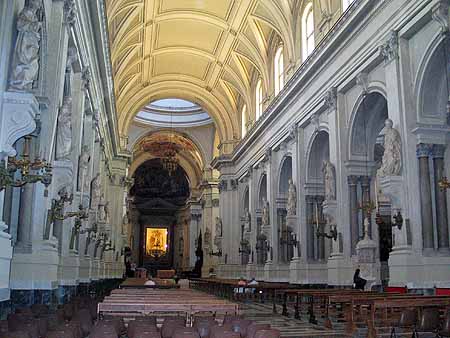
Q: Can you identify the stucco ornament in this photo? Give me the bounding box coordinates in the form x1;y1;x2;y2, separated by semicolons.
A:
287;179;297;216
55;97;72;160
9;0;43;91
215;216;223;237
322;160;336;200
78;145;90;191
379;119;402;176
90;173;101;210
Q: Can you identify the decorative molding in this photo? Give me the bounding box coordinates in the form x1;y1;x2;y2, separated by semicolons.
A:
218;180;228;193
379;31;399;64
263;148;272;163
356;72;369;95
416;143;433;158
323;87;337;111
431;0;449;33
82;67;91;92
431;144;446;159
63;0;77;27
230;179;238;190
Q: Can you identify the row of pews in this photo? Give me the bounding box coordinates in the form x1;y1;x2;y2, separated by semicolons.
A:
97;287;239;324
191;278;450;337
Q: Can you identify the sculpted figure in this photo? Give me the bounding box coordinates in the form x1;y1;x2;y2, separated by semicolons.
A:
90;173;101;210
204;227;211;246
78;145;90;190
379;119;402;176
262;198;270;226
215;217;223;237
104;201;110;223
244;208;251;232
55;97;72;160
322;160;336;201
98;193;106;222
9;0;43;91
287;179;297;216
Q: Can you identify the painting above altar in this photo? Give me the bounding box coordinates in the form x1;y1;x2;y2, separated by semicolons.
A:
145;228;168;258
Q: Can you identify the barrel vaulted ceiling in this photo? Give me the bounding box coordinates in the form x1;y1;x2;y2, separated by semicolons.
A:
105;0;296;145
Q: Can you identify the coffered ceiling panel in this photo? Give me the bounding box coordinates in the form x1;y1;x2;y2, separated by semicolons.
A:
159;0;234;20
153;54;210;79
155;19;223;54
106;0;295;143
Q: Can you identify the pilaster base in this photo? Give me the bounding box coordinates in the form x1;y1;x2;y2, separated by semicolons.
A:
327;254;354;286
58;254;80;286
79;255;92;283
91;258;100;281
263;262;290;282
289;258;327;285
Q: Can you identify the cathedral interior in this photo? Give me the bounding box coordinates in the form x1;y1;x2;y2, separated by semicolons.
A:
0;0;449;330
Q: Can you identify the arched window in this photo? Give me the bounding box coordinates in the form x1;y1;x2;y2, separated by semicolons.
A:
255;79;263;120
342;0;354;11
241;104;247;137
274;46;284;96
302;3;314;62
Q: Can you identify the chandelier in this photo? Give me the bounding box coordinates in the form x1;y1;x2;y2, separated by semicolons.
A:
161;109;178;175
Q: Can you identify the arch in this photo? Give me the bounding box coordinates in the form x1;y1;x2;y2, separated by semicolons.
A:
415;33;449;122
306;130;330;183
274;45;284;96
255;78;263;120
278;156;292;195
348;92;389;161
119;82;238;145
258;174;268;208
301;2;314;62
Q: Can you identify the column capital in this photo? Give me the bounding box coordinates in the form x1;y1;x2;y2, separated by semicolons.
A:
323;87;337;112
416;143;433;158
379;31;399;64
431;144;446;159
360;175;371;187
347;175;359;186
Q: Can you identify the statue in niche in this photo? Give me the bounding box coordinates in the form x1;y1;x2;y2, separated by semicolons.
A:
379;118;402;176
262;198;270;226
90;173;101;210
122;212;129;235
215;217;223;237
204;227;211;247
78;145;90;191
9;0;43;91
55;97;72;161
104;201;110;223
244;208;251;232
287;179;297;216
322;160;336;201
98;193;106;222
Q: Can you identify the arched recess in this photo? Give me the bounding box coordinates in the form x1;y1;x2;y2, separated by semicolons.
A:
416;35;449;122
307;131;330;183
278;156;292;195
119;82;238;146
258;174;268;209
349;92;389;162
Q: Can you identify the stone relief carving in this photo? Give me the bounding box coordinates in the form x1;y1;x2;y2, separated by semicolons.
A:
322;160;336;200
55;97;72;161
90;173;101;209
9;0;43;91
287;179;297;216
379;119;402;176
262;198;270;226
215;216;223;237
78;145;90;190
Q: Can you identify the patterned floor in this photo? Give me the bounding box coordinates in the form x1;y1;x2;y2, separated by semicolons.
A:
239;302;348;338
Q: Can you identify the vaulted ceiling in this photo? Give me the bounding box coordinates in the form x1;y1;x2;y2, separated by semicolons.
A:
105;0;296;147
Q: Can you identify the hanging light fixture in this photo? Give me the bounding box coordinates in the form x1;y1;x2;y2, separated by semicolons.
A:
161;108;178;175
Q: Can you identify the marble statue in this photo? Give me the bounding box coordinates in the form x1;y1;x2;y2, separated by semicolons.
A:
215;217;223;237
204;227;211;246
78;145;90;191
90;173;101;210
104;201;110;223
244;208;251;232
287;179;297;216
262;198;270;226
55;97;72;161
322;160;336;200
98;193;106;222
379;119;402;176
9;0;43;91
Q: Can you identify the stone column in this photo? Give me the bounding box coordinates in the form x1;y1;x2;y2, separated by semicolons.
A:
348;175;359;255
417;143;434;251
432;144;449;251
305;195;315;260
360;176;372;239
